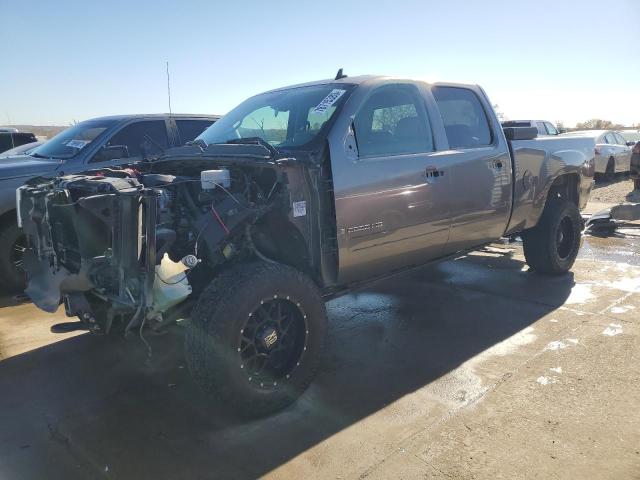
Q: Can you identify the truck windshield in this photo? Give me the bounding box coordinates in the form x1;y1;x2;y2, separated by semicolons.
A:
31;119;116;159
198;84;354;150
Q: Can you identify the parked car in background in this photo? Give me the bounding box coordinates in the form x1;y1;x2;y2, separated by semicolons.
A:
0;113;219;291
563;130;632;178
501;120;562;136
0;141;44;158
0;131;37;154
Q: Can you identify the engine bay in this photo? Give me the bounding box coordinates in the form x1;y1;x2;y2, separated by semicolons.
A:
18;159;290;335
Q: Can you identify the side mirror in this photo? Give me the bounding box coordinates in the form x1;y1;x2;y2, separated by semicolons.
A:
626;141;636;147
97;144;129;162
557;127;567;134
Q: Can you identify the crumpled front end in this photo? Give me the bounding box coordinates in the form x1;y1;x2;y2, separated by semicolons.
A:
18;174;162;333
18;156;290;335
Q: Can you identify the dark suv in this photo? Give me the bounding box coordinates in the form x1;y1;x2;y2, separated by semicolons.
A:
0;131;38;154
0;113;219;290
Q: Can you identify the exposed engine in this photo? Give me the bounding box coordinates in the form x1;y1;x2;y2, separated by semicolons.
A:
18;161;285;335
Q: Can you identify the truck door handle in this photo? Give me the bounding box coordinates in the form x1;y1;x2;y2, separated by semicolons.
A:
425;168;445;178
491;160;503;170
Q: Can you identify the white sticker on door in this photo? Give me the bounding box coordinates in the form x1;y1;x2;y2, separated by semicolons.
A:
312;89;346;114
293;201;307;217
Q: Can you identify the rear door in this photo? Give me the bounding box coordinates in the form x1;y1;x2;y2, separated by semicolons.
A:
430;86;512;252
174;119;216;145
330;82;452;284
604;132;622;172
613;132;632;171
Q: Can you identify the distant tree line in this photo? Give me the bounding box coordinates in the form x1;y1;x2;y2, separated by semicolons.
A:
562;119;640;131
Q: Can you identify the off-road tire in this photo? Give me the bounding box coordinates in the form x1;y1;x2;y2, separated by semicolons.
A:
522;200;582;275
185;261;327;417
0;222;27;291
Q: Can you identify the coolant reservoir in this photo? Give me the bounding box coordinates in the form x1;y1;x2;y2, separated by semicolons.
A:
201;169;230;190
151;254;192;315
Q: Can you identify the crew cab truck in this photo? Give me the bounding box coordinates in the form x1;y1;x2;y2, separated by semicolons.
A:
18;75;595;416
0;114;219;290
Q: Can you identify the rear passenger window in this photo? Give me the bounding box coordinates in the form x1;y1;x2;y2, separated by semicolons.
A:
354;84;433;157
177;119;215;144
432;87;493;149
90;120;168;163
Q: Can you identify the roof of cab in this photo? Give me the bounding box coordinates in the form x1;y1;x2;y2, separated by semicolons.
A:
262;74;478;94
80;113;221;123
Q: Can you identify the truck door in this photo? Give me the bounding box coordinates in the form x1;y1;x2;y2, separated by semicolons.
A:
430;86;512;252
330;83;452;284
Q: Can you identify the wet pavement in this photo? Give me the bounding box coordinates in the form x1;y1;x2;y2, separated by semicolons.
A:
0;235;639;479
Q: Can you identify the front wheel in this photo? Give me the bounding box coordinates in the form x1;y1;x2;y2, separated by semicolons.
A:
522;201;582;275
0;222;27;291
185;261;327;417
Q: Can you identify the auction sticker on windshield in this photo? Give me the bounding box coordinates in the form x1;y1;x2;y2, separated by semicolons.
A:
312;89;346;114
66;139;90;149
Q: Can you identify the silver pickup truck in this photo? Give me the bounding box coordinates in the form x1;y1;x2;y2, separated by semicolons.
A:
18;74;595;416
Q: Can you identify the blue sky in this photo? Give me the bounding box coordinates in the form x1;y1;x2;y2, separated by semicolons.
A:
1;0;638;127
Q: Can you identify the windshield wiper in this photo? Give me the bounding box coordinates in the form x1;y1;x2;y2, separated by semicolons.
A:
30;152;60;160
186;138;208;150
225;137;280;158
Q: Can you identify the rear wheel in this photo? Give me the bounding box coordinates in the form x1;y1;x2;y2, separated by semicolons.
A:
605;157;615;180
522;200;582;275
184;261;327;417
0;222;27;291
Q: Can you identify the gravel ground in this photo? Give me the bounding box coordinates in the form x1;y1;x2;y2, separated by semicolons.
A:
591;177;640;204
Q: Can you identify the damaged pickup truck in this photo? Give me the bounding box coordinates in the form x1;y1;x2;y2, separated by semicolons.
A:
18;74;595;415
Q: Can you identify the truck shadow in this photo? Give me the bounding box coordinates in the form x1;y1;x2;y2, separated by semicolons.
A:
0;251;575;479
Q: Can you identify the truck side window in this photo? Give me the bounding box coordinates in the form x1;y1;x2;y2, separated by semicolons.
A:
176;119;215;144
354;84;433;157
604;133;616;144
432;87;493;149
90;120;168;163
536;122;547;136
545;122;558;135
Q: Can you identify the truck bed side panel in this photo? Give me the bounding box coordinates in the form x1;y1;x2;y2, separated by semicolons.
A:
505;136;595;235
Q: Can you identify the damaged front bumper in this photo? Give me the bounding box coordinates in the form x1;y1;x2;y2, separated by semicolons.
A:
18;174;186;333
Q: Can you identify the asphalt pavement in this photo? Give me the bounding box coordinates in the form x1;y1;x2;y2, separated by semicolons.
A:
0;233;638;479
